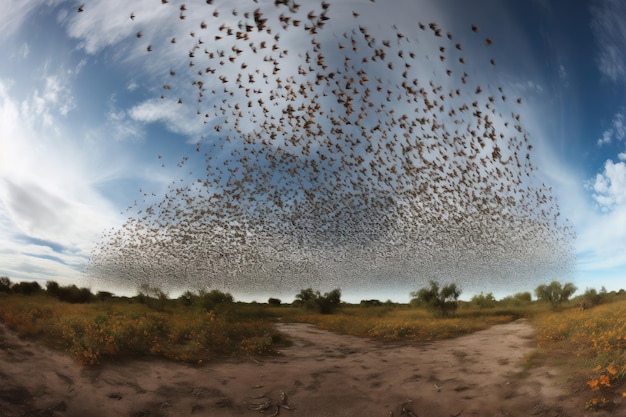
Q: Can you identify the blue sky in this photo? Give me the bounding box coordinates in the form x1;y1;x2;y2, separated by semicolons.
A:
1;0;626;302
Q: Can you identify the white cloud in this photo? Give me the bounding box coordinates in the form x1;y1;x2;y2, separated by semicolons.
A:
590;159;626;211
16;71;77;131
0;78;123;282
598;130;613;146
130;98;206;137
597;109;626;146
574;156;626;277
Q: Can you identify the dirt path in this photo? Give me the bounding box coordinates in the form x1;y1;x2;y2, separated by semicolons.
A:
0;319;605;417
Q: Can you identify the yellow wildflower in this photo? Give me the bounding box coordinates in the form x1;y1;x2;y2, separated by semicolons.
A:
599;374;611;387
606;363;617;375
588;379;599;390
593;364;602;372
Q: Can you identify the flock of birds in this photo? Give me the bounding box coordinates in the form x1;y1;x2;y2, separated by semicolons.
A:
85;0;575;296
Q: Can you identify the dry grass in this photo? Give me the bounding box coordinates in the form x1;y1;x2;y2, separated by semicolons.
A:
280;304;518;341
0;293;526;365
3;286;626;408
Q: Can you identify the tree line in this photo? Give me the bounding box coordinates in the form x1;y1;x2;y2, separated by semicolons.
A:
0;275;618;315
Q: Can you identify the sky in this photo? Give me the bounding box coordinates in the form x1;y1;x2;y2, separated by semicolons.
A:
1;0;626;303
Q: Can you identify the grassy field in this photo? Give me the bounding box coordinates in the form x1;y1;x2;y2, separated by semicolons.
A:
0;291;532;365
0;293;282;365
1;288;626;410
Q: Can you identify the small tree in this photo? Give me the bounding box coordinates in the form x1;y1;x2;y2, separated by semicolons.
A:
293;288;342;314
317;289;341;314
293;287;316;311
535;281;577;310
0;276;11;292
294;288;316;306
46;280;60;296
268;297;282;306
410;280;461;317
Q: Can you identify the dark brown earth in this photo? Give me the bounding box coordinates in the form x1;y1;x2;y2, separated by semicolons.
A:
0;320;616;417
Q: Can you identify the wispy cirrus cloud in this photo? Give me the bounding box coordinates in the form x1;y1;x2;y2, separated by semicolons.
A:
64;0;172;56
591;0;626;83
0;0;41;40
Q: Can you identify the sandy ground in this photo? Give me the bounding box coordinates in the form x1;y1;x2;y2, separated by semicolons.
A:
0;319;616;417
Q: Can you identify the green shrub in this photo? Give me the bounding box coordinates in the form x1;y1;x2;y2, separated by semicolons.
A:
11;281;42;295
199;289;234;312
471;292;496;309
410;281;461;317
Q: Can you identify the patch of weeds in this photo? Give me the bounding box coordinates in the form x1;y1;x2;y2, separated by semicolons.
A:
513;349;543;379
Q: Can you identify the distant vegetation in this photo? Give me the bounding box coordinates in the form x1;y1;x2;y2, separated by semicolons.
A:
293;288;342;314
1;274;625;408
470;292;497;309
499;291;533;306
46;281;95;304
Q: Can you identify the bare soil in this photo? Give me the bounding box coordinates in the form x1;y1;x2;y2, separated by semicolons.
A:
0;319;615;417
